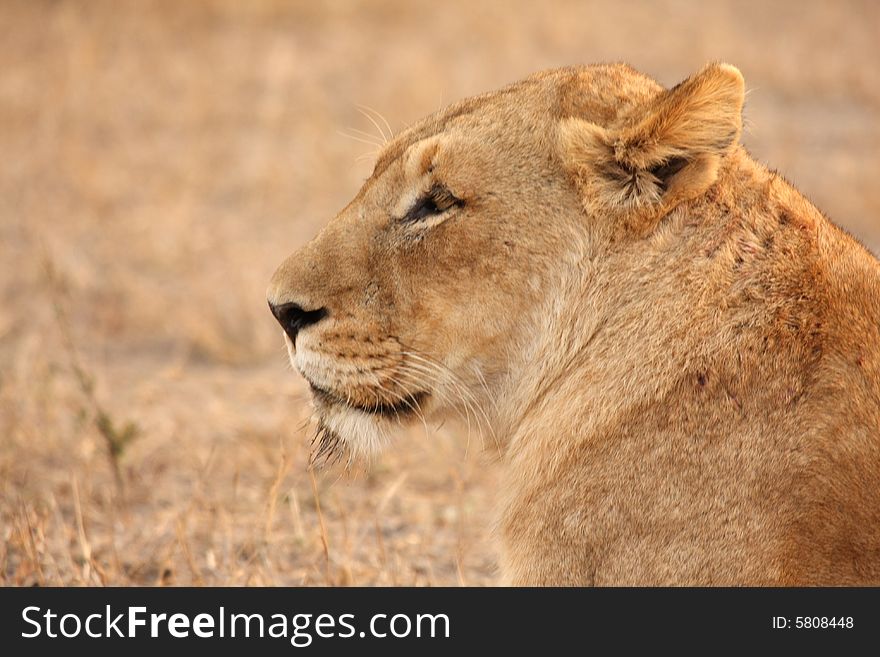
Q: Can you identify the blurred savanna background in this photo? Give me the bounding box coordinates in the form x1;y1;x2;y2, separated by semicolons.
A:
2;0;878;586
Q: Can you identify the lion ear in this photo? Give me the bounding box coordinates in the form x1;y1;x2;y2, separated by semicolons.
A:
559;63;745;228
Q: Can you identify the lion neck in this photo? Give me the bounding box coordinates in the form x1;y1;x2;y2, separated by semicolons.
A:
494;153;797;466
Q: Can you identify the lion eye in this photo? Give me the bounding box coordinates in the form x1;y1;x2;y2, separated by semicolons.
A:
402;185;463;223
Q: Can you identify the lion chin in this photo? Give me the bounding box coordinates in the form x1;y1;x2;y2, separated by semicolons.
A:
307;382;431;467
309;408;385;468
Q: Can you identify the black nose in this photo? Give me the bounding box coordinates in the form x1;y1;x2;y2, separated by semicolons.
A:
268;301;328;345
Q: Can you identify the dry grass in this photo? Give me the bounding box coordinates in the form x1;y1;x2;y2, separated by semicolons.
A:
1;0;878;586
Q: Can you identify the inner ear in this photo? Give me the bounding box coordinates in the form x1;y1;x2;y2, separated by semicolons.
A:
648;156;690;193
614;62;745;173
558;64;745;232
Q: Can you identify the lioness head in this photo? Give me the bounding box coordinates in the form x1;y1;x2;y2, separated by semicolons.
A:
268;63;744;462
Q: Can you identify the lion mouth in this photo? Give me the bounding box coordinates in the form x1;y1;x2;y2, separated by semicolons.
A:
308;382;429;419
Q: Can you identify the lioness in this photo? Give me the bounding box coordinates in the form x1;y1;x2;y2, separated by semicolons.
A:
268;63;880;585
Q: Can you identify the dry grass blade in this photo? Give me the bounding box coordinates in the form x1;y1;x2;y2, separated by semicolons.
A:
70;477;95;584
309;469;332;585
40;243;139;497
264;438;293;543
176;517;204;586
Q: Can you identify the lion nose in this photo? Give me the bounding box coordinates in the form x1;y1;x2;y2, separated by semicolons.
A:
268;301;328;345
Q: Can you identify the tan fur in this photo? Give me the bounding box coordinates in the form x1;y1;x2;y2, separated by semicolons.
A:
268;63;880;585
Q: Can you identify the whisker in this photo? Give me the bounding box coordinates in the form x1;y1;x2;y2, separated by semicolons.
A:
396;358;478;452
400;349;500;451
471;363;500;416
356;104;393;143
399;365;473;453
344;126;387;144
336;129;385;148
374;377;431;440
400;353;482;412
392;364;460;420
